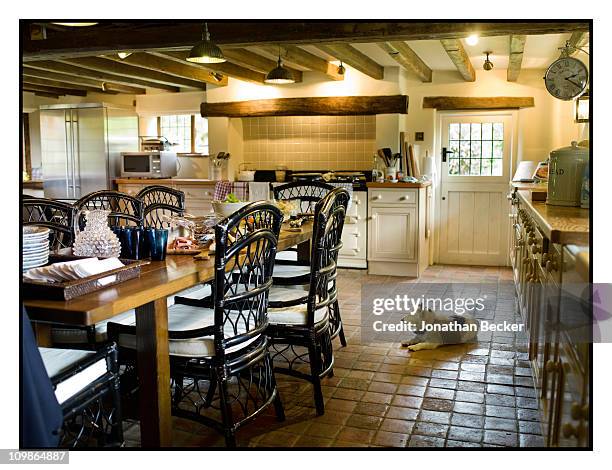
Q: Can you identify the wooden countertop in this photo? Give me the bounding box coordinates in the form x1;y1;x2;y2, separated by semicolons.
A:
22;180;44;189
510;181;548;191
517;190;589;245
366;181;431;189
114;178;215;185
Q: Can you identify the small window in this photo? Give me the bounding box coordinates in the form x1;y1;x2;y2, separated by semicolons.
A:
448;122;504;176
158;114;209;155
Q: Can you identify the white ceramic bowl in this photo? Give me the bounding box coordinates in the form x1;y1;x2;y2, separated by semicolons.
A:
212;201;251;219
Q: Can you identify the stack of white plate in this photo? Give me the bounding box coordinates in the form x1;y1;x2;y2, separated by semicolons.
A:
23;226;50;271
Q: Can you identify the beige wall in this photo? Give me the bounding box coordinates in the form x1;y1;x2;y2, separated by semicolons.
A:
398;68;585;174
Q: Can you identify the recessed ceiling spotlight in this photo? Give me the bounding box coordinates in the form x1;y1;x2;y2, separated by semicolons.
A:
117;52;132;60
466;34;479;46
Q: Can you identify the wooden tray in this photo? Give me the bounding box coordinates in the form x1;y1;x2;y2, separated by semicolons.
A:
22;255;149;301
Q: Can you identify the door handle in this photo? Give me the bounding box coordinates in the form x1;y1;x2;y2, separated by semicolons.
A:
441;147;454;163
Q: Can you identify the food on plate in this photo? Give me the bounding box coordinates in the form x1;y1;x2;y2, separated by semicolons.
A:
169;236;198;250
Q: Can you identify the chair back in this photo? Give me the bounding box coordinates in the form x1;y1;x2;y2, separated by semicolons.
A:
75;190;143;228
306;187;350;326
22;198;77;251
272;181;334;214
137;185;185;229
213;202;282;356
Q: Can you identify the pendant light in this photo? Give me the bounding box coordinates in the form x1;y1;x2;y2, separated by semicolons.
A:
483;51;494;71
186;23;226;64
338;61;346;75
265;46;295;84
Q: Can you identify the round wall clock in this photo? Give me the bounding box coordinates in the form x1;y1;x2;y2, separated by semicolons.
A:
544;56;589;101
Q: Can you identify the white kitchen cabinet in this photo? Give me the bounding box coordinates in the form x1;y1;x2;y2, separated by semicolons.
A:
367;186;429;277
338;191;367;268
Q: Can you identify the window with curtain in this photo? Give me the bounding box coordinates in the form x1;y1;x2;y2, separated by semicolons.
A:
158;114;209;155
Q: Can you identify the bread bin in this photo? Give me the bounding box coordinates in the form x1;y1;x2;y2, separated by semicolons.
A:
547;141;590;207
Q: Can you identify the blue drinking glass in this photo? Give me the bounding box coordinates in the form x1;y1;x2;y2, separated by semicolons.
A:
130;227;144;260
118;227;133;259
146;228;169;261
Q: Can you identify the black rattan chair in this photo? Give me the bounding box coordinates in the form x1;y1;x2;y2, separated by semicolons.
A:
272;181;334;279
75;190;143;228
22;198;77;251
39;343;123;448
266;187;349;415
108;201;284;447
137;185;185;229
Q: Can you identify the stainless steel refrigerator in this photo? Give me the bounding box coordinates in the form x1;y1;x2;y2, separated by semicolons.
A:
39;103;139;199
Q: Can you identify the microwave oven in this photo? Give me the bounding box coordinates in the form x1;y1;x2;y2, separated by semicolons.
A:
120;151;178;178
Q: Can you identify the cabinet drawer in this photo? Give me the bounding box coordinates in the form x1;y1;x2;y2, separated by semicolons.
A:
184;201;214;216
177;185;214;201
369;189;417;205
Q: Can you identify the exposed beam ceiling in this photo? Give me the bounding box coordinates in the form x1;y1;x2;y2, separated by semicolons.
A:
568;31;589;56
22;66;146;94
315;44;384;80
149;51;267;84
22;76;117;94
22;83;87;97
440;39;475;81
22;22;590;61
58;57;206;89
256;45;343;80
379;41;432;82
25;60;178;92
105;52;227;87
507;35;526;82
219;48;303;82
24;89;59;99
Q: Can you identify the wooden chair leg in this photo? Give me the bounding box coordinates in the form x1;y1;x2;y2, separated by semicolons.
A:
268;354;285;422
218;375;237;448
334;300;347;347
307;341;325;415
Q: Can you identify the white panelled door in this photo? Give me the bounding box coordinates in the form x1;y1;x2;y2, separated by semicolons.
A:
438;113;512;266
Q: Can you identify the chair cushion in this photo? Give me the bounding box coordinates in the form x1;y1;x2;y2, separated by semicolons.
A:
171;283;212;301
117;303;259;358
39;348;108;405
51;309;137;345
269;286;309;304
272;264;310;278
275;250;298;262
268;304;328;326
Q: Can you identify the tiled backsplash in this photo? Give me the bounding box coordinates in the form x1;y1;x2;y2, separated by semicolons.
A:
242;115;377;170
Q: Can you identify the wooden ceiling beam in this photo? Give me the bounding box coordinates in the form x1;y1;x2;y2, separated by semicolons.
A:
25;60;177;92
22;22;590;61
219;48;303;82
256;45;343;80
22;66;146;94
149;51;266;84
58;57;206;89
24;90;60;99
315;44;384;80
105;52;227;86
507;35;526;82
568;31;589;56
440;39;475;81
22;83;87;96
379;41;432;82
22;76;118;94
423;96;534;110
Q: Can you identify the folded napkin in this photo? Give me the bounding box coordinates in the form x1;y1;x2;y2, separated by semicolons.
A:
23;257;124;286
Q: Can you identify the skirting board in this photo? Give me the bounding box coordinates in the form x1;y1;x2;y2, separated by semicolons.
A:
338;258;368;269
367;261;425;277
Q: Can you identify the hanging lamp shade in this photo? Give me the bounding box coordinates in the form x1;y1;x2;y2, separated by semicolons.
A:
265;58;295;84
186;23;226;64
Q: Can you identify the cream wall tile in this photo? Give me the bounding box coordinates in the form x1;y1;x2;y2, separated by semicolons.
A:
241;115;376;171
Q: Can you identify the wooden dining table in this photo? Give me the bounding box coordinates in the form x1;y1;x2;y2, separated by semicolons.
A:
23;222;313;447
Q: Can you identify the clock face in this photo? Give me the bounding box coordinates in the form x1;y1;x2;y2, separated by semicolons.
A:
544;57;589;100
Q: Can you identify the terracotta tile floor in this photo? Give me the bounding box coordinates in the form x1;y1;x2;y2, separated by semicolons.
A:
124;265;545;448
